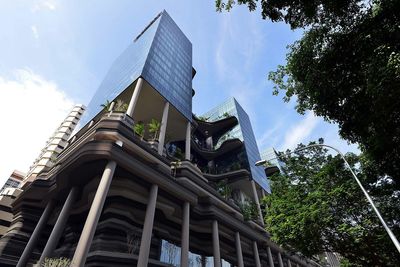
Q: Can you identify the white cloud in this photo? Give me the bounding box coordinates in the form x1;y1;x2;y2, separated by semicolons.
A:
31;25;39;39
257;120;284;150
32;0;57;12
281;112;320;150
0;69;74;187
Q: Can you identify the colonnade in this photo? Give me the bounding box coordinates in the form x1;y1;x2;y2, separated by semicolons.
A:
16;159;305;267
15;78;308;267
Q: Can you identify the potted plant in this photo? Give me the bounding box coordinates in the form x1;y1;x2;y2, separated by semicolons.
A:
100;100;112;111
114;99;128;112
42;257;71;267
238;200;258;221
133;122;145;140
148;118;161;140
216;181;232;200
147;119;161;150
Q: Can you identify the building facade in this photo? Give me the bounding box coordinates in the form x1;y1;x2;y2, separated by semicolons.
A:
0;11;315;267
80;10;193;129
260;147;285;175
0;170;24;195
23;104;86;185
202;97;270;193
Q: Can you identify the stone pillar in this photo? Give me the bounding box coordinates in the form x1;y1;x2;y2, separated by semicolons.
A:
137;184;158;267
72;160;117;267
251;180;264;225
267;246;275;267
288;259;293;267
185;121;191;160
212;220;221;267
39;187;79;263
253;241;261;267
235;232;244;267
201;255;207;267
180;202;190;267
17;200;55;267
107;101;115;117
126;77;144;117
206;136;213;150
278;252;284;267
261;189;266;198
158;102;170;155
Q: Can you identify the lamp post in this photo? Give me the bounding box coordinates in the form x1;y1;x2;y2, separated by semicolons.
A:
255;143;400;254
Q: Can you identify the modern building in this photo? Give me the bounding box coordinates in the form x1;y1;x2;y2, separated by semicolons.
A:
0;170;25;195
260;147;285;175
23;104;86;186
0;10;315;267
0;187;22;238
202;97;270;193
0;170;24;238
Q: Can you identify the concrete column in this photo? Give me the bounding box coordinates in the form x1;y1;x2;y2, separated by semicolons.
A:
278;252;284;267
251;180;264;225
206;136;213;150
137;184;158;267
158;102;170;155
39;187;79;263
126;77;144;117
212;220;221;267
235;232;244;267
267;246;275;267
180;202;190;267
201;255;207;267
72;160;117;267
17;200;55;267
107;101;115;117
288;259;293;267
261;189;266;198
185;121;191;160
253;241;261;267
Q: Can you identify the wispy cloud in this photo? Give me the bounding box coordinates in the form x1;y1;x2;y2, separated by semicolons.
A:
31;25;39;39
214;12;266;121
257;120;284;150
32;0;57;12
281;112;320;150
0;68;74;186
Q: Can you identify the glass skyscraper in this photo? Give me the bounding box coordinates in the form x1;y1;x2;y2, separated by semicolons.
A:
260;147;285;174
80;10;193;128
203;97;270;192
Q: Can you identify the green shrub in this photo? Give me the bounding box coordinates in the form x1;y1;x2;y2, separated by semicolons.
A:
41;257;71;267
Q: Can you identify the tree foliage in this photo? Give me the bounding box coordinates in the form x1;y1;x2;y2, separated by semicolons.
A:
269;0;400;186
216;0;400;186
216;0;366;29
264;140;400;266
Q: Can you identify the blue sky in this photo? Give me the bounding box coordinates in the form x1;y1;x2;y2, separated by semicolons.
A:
0;0;358;183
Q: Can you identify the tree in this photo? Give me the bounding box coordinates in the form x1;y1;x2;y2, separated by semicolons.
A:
263;140;400;266
148;118;161;140
216;0;400;186
133;121;145;139
216;0;365;29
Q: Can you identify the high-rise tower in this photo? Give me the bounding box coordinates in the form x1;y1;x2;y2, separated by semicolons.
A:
80;10;193;128
202;97;270;193
0;11;315;267
23;104;85;185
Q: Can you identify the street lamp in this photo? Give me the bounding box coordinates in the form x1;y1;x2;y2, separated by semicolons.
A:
255;143;400;254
